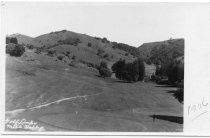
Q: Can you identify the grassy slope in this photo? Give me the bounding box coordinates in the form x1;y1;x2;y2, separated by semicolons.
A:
31;30;134;66
6;54;183;132
10;31;135;68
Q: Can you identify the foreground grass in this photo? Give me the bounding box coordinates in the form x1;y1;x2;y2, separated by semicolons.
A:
5;56;183;132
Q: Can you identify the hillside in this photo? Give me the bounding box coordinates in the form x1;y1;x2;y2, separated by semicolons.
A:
8;33;33;45
138;39;184;64
6;31;183;132
6;55;183;131
9;30;136;68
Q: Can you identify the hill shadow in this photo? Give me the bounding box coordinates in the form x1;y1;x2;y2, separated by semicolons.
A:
113;80;132;83
149;114;183;124
167;90;183;103
155;85;176;88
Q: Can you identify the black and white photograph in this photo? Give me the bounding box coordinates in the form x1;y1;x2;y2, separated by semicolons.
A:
1;1;210;135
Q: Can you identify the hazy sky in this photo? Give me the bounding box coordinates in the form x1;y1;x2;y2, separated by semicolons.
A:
2;2;187;47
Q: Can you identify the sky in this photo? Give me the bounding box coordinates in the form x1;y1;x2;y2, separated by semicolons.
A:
1;2;187;47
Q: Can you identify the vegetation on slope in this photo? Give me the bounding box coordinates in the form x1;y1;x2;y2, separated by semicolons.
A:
138;39;184;65
6;37;25;57
112;58;145;82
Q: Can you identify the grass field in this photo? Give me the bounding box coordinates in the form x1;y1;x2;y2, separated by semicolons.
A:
5;55;183;132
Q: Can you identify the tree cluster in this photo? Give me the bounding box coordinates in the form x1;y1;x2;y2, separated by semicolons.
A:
112;58;145;82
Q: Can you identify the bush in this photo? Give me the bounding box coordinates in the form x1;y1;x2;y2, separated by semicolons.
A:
99;67;111;78
6;44;25;57
101;37;109;43
47;50;56;57
57;55;63;60
103;53;109;58
100;61;108;69
87;42;92;47
72;55;76;60
62;51;70;57
26;44;34;49
174;87;184;103
57;37;81;46
97;49;105;56
35;47;42;54
98;61;111;78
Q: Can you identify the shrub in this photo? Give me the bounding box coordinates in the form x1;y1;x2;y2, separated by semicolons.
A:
72;55;76;60
97;49;105;56
174;87;184;103
99;67;111;78
6;44;25;57
101;37;109;43
98;61;111;78
100;61;108;69
35;47;42;54
47;50;56;57
103;53;109;58
87;42;92;47
57;37;81;46
78;59;96;68
26;44;34;49
57;55;63;60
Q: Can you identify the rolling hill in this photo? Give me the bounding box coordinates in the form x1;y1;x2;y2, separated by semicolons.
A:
5;31;184;132
8;31;184;73
8;30;137;68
